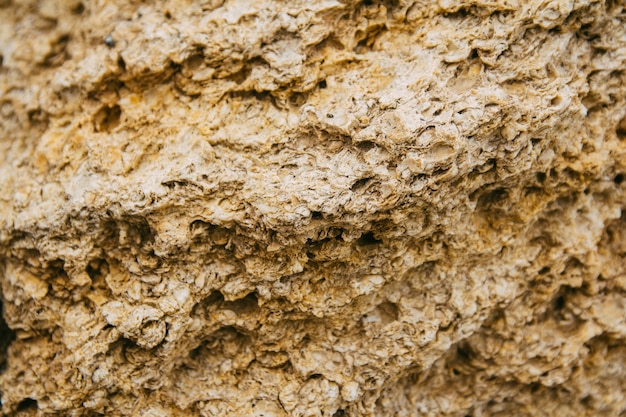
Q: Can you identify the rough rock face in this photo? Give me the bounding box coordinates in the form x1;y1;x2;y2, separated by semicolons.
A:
1;0;626;415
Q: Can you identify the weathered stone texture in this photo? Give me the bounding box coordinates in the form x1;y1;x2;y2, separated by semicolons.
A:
1;0;626;415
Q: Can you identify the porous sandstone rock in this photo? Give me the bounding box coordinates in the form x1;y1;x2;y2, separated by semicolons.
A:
1;0;626;416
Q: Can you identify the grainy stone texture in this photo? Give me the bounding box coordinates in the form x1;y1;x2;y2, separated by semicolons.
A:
1;0;626;416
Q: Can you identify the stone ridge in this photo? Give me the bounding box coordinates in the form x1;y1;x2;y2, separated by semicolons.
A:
1;0;626;416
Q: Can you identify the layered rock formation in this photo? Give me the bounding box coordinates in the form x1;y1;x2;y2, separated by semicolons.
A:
1;0;626;415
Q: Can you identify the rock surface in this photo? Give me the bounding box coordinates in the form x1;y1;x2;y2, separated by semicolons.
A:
1;0;626;415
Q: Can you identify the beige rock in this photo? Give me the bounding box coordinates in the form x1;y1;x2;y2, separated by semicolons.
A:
1;0;626;415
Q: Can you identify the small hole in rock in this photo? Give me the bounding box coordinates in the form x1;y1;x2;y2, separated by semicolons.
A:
204;290;224;305
375;301;399;324
351;177;372;191
87;258;109;281
456;344;473;361
356;141;376;151
164;10;172;19
311;211;323;220
614;173;624;185
17;398;38;411
536;172;546;183
318;79;327;89
617;115;626;140
117;56;126;71
93;104;121;132
538;266;550;275
555;295;566;310
226;65;252;85
28;109;48;127
289;93;307;107
476;188;508;210
357;231;381;246
333;410;346;417
71;3;85;14
222;292;259;315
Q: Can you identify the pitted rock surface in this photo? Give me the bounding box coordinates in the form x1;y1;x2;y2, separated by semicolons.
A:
1;1;626;416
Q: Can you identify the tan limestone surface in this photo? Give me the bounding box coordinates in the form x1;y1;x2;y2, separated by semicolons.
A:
1;0;626;416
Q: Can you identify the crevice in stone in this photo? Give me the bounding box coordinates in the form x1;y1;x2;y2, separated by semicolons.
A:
0;300;16;375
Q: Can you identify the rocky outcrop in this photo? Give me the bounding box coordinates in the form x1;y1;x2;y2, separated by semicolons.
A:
1;0;626;415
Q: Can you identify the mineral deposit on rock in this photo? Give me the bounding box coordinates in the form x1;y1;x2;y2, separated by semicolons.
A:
1;0;626;416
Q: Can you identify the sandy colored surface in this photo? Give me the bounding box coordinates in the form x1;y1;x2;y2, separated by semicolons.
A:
1;0;626;415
